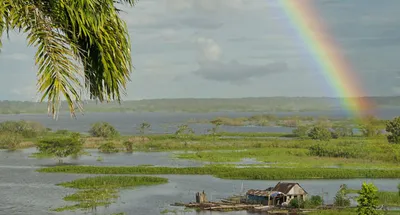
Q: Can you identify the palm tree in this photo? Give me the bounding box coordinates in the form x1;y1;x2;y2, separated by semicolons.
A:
0;0;135;118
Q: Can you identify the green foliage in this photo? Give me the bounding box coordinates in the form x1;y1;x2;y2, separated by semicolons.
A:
137;122;151;135
36;134;83;162
398;184;400;197
54;176;167;212
293;125;310;137
175;124;194;144
89;122;119;138
334;185;351;207
358;116;384;138
0;120;46;138
0;0;136;117
332;125;354;137
308;126;332;141
289;198;305;208
0;132;23;151
98;142;119;153
38;165;400;180
122;140;134;153
386;117;400;144
304;195;324;208
357;182;381;215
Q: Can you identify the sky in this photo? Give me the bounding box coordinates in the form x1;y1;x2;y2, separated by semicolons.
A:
0;0;400;101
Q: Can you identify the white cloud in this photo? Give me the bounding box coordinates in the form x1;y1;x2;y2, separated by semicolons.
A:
196;37;222;62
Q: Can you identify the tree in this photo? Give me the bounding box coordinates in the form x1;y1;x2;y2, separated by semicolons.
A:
292;125;310;137
332;124;354;137
304;195;324;208
386;117;400;144
0;0;136;118
208;119;222;139
89;122;119;138
175;124;194;145
36;133;83;163
137;122;151;142
334;184;351;207
358;116;383;137
357;182;381;215
308;126;332;141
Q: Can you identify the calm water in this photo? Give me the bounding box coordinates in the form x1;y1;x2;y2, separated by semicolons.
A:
1;110;400;214
1;108;400;135
0;149;399;215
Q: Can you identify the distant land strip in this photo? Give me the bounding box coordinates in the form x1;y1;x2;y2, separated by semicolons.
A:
0;96;398;114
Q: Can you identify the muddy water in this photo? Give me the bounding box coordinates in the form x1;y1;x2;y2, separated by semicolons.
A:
0;149;399;215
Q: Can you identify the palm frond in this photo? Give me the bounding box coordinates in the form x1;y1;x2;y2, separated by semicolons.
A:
1;0;135;118
8;2;83;118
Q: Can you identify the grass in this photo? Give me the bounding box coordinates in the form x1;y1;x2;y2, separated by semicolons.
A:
53;176;168;212
38;165;400;180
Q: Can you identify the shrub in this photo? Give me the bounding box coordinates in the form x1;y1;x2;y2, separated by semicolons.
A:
292;125;310;137
386;117;400;144
334;184;351;207
123;141;134;153
0;132;23;151
304;195;324;208
357;182;381;215
289;198;305;208
0;120;47;138
36;134;84;163
89;122;119;138
332;125;354;137
98;142;119;153
308;126;332;141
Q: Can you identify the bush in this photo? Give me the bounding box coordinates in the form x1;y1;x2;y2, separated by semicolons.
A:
289;198;305;208
308;126;332;141
334;185;351;207
123;141;134;153
357;182;381;215
0;132;23;151
89;122;119;138
0;120;47;138
304;195;324;208
292;125;310;137
386;117;400;144
36;134;83;163
98;142;119;153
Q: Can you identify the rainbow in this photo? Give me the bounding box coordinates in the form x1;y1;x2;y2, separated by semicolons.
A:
277;0;374;117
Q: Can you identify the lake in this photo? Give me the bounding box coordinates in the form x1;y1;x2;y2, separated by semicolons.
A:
1;108;400;134
1;110;400;214
0;148;399;215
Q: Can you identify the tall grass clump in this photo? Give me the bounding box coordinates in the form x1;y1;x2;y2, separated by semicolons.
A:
0;132;23;151
54;176;168;212
98;142;119;153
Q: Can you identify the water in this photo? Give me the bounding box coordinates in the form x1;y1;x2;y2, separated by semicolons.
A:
1;111;400;214
1;108;399;134
0;149;399;215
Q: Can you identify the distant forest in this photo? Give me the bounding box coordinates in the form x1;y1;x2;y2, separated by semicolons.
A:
0;97;399;114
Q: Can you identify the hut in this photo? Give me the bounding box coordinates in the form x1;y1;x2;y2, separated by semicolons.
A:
271;182;308;204
246;183;308;206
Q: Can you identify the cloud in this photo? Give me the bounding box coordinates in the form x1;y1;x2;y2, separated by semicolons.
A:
193;60;288;84
193;37;289;84
196;37;222;62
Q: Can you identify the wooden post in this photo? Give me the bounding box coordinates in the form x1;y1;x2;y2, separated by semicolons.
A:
195;191;207;203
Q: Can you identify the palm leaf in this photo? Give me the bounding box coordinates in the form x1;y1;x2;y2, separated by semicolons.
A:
1;0;135;118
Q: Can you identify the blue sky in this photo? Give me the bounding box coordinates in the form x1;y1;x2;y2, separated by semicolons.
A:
0;0;399;101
